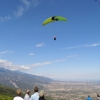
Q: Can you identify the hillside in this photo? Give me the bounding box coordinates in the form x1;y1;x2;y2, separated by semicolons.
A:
0;84;55;100
0;84;16;100
0;68;54;90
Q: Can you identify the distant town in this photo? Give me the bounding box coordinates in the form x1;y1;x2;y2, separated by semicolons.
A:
42;81;100;100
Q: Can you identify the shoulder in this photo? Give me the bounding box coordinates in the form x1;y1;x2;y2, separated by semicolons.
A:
13;97;24;100
32;92;39;96
20;97;24;100
31;94;35;99
25;94;29;97
31;93;39;99
19;97;24;100
31;94;35;97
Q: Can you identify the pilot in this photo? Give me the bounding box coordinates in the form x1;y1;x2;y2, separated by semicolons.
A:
53;36;56;40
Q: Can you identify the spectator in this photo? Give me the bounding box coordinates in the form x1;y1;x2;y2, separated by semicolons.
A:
86;95;92;100
13;89;24;100
39;90;46;100
97;94;100;100
24;90;30;100
30;86;39;100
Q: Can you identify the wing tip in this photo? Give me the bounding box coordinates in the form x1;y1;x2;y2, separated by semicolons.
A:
42;23;44;26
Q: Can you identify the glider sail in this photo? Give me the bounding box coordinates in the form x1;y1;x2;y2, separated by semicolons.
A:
42;16;68;26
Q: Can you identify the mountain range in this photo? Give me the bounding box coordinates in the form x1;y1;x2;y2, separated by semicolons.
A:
0;68;54;91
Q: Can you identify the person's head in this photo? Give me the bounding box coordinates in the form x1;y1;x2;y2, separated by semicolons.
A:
26;90;30;94
34;86;39;92
97;94;100;97
39;90;45;97
16;89;22;96
88;95;90;97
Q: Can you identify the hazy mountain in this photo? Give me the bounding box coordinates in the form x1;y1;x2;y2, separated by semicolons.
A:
0;68;54;90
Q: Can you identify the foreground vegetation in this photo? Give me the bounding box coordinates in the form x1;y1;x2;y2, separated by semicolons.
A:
0;84;55;100
0;84;16;100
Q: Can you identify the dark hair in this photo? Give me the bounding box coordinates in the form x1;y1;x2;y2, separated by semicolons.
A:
34;86;38;92
97;94;100;97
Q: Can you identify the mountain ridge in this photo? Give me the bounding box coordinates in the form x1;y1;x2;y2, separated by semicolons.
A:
0;67;54;90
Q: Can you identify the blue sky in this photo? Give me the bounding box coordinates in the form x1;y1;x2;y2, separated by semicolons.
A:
0;0;100;80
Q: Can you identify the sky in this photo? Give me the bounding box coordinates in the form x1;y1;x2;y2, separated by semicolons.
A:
0;0;100;81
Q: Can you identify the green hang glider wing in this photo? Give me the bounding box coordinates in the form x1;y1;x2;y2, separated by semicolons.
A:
42;16;68;26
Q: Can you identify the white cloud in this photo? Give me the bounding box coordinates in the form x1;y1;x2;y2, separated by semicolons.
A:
0;51;9;55
14;0;30;17
0;16;11;21
21;65;30;69
34;73;42;76
66;55;77;58
64;43;100;49
0;54;77;71
36;43;45;47
14;0;40;18
31;61;52;67
21;0;30;9
0;59;30;71
32;0;39;7
55;59;66;62
14;6;25;17
29;53;34;56
0;51;13;55
31;55;77;67
65;45;82;49
85;43;100;47
54;55;77;62
0;0;41;20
